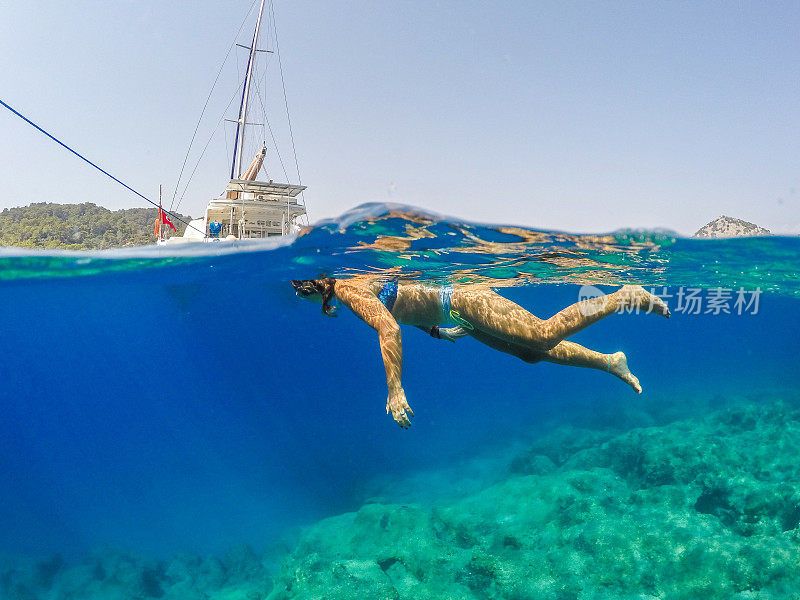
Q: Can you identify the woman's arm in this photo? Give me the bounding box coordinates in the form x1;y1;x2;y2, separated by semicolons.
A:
335;282;414;428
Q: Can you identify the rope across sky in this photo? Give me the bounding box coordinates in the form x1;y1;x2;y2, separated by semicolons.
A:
0;97;205;238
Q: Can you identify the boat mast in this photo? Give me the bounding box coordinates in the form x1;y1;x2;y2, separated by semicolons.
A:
230;0;267;180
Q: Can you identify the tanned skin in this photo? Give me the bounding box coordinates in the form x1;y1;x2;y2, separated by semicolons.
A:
292;277;670;428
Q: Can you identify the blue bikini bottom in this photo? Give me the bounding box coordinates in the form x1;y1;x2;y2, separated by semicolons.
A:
438;285;453;322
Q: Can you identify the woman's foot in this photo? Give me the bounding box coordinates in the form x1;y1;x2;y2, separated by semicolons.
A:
609;351;642;393
619;285;671;318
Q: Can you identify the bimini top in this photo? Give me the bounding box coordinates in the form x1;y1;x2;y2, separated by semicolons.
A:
225;179;306;198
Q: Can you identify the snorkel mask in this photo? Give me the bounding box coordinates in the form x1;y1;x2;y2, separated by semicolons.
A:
292;278;338;317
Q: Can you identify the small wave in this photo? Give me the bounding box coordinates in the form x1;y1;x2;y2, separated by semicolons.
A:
0;202;797;295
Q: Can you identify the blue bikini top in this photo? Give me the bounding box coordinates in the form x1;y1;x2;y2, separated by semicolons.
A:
377;280;399;312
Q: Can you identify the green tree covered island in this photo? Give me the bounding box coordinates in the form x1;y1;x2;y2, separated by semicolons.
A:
0;203;191;249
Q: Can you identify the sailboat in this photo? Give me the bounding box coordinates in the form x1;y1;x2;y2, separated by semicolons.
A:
165;0;307;243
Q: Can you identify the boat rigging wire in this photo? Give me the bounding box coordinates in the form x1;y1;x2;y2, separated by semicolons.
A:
269;0;309;224
169;0;260;213
253;77;291;183
0;97;204;237
175;80;246;213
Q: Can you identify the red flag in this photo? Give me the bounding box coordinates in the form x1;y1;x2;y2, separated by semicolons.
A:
159;207;177;232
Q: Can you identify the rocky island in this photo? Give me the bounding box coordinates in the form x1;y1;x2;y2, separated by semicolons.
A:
693;216;771;238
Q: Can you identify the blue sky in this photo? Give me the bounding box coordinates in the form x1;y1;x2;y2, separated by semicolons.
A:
1;1;798;235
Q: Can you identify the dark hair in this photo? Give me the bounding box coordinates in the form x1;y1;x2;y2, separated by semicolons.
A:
291;278;337;316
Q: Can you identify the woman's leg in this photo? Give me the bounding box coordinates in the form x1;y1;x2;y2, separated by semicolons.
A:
451;285;668;351
540;340;642;393
467;328;642;393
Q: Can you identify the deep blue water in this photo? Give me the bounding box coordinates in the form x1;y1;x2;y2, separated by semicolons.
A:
1;203;798;569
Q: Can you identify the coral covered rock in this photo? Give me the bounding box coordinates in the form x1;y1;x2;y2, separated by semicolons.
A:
267;402;800;600
3;402;799;600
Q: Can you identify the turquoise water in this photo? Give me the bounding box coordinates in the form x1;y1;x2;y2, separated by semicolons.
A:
1;203;799;599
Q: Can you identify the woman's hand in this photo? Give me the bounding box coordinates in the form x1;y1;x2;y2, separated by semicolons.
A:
386;387;414;429
424;325;470;342
438;325;470;342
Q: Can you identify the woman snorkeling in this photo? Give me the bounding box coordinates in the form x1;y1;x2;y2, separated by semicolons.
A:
292;277;670;428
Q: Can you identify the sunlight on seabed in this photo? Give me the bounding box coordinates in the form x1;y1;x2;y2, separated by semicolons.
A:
0;203;798;295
